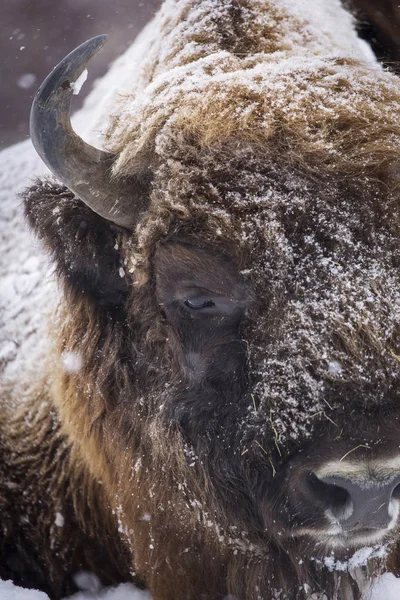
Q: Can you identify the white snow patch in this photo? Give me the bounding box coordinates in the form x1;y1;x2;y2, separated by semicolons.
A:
73;572;101;593
0;580;151;600
327;360;343;376
61;351;83;374
0;580;48;599
55;512;64;528
72;69;88;95
140;513;151;522
323;545;388;572
366;572;400;600
17;73;37;89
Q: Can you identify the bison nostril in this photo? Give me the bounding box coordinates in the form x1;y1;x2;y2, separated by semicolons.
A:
307;472;352;520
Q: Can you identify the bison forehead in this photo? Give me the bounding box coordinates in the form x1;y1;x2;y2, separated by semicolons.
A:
107;52;400;181
111;44;400;306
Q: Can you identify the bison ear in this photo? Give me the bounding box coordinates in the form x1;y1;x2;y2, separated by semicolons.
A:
23;178;129;309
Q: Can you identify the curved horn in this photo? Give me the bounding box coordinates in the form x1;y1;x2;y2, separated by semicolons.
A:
30;35;144;230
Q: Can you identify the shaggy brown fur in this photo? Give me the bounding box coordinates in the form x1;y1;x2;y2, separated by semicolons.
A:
0;373;133;597
3;1;400;599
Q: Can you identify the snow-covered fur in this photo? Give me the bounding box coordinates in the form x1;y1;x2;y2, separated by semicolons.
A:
2;1;400;599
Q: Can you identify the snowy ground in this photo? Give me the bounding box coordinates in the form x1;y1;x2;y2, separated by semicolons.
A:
0;579;151;600
3;572;400;600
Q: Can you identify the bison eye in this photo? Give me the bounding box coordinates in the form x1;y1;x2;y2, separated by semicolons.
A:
184;296;215;309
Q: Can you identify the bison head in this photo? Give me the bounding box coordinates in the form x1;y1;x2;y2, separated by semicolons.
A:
25;35;400;599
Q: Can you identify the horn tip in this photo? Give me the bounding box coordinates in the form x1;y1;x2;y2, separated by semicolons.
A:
91;34;108;49
80;34;108;58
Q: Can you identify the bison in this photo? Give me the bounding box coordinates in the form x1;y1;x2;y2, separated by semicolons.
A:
1;0;400;599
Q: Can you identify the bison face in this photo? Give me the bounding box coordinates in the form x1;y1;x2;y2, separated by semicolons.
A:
25;172;400;576
150;230;400;559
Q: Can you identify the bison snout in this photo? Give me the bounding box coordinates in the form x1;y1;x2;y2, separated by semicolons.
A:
282;458;400;547
312;472;400;531
292;465;400;546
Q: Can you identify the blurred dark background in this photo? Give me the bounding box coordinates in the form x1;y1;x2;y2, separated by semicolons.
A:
1;0;399;151
1;0;160;149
